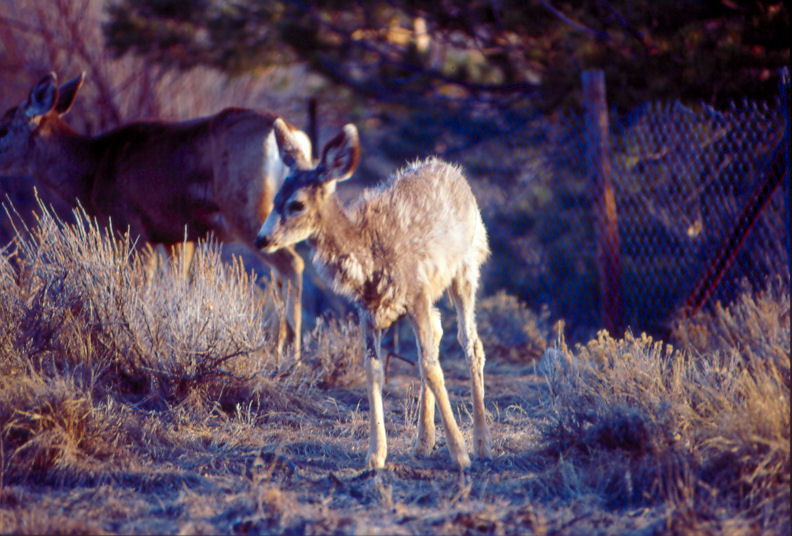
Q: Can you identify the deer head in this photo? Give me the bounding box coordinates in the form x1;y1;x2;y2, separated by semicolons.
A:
0;72;84;173
255;119;360;252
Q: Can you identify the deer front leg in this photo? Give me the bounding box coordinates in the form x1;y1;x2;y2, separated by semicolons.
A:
282;246;303;361
362;316;387;469
260;247;304;363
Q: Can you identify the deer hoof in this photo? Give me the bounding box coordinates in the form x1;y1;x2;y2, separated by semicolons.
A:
365;450;386;470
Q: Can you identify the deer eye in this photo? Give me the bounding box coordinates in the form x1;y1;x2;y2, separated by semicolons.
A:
0;127;8;139
287;200;304;213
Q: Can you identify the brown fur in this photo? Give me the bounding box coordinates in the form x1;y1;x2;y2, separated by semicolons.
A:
0;73;311;360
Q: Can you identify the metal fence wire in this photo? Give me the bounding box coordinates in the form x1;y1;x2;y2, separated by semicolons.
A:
398;79;790;341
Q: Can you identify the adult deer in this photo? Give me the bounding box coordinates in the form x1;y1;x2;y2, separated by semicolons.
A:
256;120;492;469
0;72;310;360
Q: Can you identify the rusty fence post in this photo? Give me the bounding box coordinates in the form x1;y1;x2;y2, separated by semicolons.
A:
582;69;625;336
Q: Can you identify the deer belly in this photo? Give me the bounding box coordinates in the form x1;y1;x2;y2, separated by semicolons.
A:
142;198;223;243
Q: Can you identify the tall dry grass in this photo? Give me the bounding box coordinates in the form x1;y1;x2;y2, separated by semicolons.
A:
0;200;319;487
537;280;790;533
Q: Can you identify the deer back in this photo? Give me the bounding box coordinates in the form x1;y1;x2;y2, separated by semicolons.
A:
2;73;311;248
350;158;489;304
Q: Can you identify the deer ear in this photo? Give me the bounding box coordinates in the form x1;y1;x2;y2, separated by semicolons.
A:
55;72;85;115
25;72;59;118
274;118;311;169
319;124;359;183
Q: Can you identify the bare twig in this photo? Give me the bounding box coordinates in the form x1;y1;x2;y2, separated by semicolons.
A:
538;0;610;42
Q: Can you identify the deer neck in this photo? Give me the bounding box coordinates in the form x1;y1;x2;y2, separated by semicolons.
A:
31;120;96;205
309;195;375;301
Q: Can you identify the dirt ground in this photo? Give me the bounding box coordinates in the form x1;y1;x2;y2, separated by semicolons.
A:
0;355;675;535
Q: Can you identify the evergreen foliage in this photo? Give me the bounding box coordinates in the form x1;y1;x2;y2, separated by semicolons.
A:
104;0;790;110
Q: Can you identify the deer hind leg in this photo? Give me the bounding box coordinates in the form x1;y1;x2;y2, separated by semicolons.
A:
413;314;438;458
142;243;173;280
142;242;195;281
142;243;161;281
413;375;436;457
409;300;470;469
259;246;304;363
362;315;387;469
170;241;195;280
450;269;492;459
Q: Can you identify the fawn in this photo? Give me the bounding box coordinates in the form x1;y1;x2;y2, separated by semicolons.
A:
256;120;491;469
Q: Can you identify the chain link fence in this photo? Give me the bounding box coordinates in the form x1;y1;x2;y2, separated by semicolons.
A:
380;73;790;342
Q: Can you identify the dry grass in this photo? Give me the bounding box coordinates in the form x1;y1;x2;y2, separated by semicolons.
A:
476;290;550;362
0;201;789;534
538;281;790;533
302;315;365;389
0;201;319;485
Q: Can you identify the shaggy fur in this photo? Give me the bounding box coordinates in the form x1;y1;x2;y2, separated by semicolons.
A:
257;121;492;469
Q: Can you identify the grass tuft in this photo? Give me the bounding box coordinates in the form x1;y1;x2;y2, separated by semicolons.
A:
538;282;790;532
477;291;550;362
303;315;365;388
0;200;316;487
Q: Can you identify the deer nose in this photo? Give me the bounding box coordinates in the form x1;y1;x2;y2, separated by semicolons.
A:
255;234;271;249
